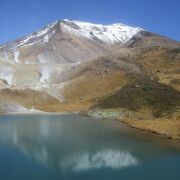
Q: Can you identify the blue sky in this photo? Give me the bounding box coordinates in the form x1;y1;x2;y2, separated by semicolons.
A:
0;0;180;44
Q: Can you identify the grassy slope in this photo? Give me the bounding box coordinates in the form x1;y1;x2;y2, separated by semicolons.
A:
93;78;180;119
0;46;179;118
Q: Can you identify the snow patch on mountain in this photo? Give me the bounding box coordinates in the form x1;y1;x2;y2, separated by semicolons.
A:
44;35;50;43
61;19;143;44
17;21;58;47
43;30;56;43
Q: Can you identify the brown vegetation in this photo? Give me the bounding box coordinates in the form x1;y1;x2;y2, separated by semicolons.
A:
122;119;180;140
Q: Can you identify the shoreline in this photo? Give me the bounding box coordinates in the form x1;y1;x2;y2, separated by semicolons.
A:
121;119;180;140
0;111;180;141
0;111;79;116
83;110;180;141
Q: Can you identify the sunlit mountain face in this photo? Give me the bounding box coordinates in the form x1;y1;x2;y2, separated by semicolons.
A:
0;19;179;120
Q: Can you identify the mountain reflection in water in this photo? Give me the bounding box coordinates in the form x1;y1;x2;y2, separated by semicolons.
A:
0;114;178;176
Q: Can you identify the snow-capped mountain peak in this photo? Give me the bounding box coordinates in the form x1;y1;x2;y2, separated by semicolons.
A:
0;19;145;65
2;19;143;49
61;19;143;44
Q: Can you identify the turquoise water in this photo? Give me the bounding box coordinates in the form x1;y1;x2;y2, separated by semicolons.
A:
0;114;180;180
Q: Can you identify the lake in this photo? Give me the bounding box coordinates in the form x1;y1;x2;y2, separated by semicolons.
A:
0;114;180;180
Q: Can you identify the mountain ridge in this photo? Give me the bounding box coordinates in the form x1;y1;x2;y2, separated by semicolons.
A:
0;19;179;65
0;19;143;47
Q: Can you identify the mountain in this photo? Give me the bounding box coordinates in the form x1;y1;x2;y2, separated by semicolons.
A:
0;19;144;64
0;19;179;122
1;19;178;65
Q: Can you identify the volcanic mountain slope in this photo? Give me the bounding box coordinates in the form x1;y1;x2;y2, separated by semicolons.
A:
0;19;179;119
0;19;143;64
